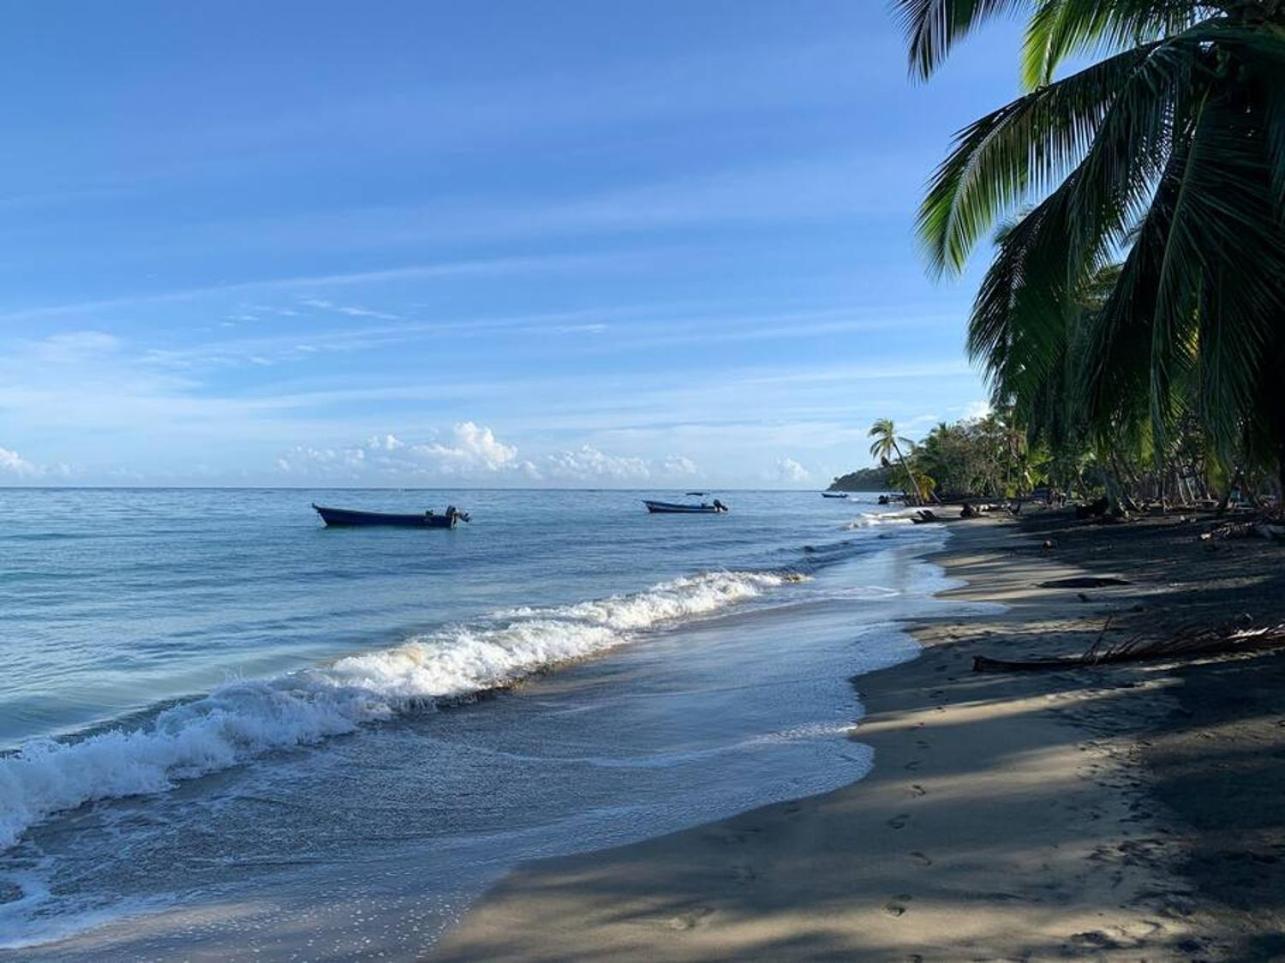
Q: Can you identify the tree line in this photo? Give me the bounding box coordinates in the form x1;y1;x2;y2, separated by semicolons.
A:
887;0;1285;509
837;412;1269;509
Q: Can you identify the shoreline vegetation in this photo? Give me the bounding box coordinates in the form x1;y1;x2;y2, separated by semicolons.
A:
431;508;1285;961
830;413;1284;516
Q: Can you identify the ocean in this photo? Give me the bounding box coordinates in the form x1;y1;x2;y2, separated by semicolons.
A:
0;488;950;959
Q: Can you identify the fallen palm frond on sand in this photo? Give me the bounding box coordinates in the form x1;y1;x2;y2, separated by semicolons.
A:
1200;520;1285;544
974;618;1285;673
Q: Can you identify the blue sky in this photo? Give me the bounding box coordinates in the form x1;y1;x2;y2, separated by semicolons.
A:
0;1;1027;488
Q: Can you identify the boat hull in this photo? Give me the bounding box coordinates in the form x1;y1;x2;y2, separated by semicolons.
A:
642;500;727;514
312;505;457;528
821;492;850;499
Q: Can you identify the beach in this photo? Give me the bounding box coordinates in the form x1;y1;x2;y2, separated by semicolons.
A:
434;512;1285;961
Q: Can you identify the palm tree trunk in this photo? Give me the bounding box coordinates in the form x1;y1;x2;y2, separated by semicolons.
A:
1276;379;1285;500
1216;467;1246;514
1274;347;1285;501
1277;435;1285;502
891;442;920;505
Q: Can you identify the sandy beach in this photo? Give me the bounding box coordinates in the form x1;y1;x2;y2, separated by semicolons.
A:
433;512;1285;961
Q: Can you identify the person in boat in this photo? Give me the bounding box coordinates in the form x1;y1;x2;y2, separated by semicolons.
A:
712;498;727;512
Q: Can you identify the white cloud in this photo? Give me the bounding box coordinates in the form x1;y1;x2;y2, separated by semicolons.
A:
964;399;992;420
274;444;369;477
406;422;517;473
660;455;699;476
276;423;518;479
542;445;650;481
0;252;632;324
299;297;402;321
366;433;405;451
273;427;702;486
0;446;39;477
28;331;120;364
0;446;71;481
775;457;811;484
549;322;608;334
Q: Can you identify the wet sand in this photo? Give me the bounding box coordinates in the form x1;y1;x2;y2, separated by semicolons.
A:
432;512;1285;961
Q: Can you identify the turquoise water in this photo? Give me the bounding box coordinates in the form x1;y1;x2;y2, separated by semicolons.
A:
0;488;945;958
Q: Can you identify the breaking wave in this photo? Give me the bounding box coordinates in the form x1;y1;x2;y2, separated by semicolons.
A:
842;510;918;530
0;570;797;851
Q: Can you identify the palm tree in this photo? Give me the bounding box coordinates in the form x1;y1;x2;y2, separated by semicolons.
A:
869;418;927;502
896;0;1285;495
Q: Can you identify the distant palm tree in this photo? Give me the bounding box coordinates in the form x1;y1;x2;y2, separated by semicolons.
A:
869;418;925;502
896;0;1285;492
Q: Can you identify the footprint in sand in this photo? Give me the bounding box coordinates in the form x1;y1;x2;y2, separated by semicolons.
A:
884;894;913;917
667;907;714;931
904;760;922;771
909;851;933;867
706;830;748;846
888;814;910;829
908;784;927;798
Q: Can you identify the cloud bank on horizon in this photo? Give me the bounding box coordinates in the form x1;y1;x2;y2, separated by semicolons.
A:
273;423;701;485
0;2;1022;488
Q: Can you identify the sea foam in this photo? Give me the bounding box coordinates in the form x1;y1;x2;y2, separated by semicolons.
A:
842;510;918;530
0;570;793;851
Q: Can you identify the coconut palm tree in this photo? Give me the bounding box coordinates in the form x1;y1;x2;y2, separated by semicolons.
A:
869;418;927;502
896;0;1285;494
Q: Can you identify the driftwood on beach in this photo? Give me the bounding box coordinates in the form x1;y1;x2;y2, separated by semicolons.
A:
1200;520;1285;543
974;620;1285;673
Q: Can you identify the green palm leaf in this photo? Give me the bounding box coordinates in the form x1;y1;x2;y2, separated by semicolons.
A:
1021;0;1200;88
894;0;1028;80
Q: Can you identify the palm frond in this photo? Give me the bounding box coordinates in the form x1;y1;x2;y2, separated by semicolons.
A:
1021;0;1199;88
894;0;1029;80
920;38;1194;275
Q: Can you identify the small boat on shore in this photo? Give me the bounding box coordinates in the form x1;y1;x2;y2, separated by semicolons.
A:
643;499;728;514
821;492;850;499
312;504;469;528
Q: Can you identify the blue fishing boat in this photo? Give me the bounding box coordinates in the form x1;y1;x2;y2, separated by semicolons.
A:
312;504;469;528
821;492;850;499
643;499;728;514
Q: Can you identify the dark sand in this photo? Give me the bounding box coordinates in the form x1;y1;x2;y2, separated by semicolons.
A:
431;511;1285;961
1016;510;1285;961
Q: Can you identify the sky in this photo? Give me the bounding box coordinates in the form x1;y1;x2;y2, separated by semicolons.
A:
0;1;1029;488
